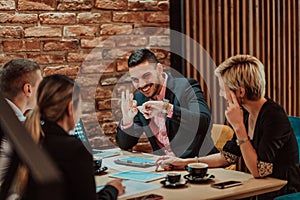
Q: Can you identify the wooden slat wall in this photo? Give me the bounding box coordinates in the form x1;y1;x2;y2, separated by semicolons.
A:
184;0;300;124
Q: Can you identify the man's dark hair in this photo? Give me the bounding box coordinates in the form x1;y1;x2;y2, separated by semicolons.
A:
0;59;41;100
128;48;159;68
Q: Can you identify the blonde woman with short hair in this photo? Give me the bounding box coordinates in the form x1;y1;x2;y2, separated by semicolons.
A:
155;55;300;199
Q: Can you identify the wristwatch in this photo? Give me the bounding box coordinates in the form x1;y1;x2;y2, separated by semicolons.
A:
236;136;250;146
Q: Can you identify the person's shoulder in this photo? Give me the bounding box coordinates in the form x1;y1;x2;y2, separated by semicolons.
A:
260;98;288;119
172;76;198;85
263;98;285;112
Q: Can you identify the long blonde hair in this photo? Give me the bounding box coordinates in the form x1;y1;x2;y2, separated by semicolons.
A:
17;74;80;194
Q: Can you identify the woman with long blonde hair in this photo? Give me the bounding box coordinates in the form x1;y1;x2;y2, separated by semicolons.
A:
19;74;124;200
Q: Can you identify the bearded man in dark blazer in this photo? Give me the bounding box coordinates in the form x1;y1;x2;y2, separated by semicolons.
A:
116;48;216;158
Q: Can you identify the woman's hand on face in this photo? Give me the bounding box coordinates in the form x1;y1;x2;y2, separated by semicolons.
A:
155;156;186;171
106;179;126;196
225;91;244;129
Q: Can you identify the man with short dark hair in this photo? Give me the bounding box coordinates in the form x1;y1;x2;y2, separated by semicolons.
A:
116;48;216;158
0;58;43;186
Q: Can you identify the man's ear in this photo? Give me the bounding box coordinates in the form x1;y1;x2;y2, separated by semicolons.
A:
23;83;32;97
67;101;73;117
156;63;163;74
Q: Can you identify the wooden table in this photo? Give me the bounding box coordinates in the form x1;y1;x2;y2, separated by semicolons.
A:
95;151;287;200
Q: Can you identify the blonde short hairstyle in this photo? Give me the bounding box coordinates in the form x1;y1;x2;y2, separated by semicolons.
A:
215;55;266;100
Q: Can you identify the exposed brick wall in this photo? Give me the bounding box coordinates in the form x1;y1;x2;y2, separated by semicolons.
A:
0;0;170;151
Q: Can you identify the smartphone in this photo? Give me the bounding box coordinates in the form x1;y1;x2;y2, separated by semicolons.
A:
126;193;163;200
211;180;242;189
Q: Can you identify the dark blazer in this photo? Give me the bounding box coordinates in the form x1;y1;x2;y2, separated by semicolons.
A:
23;121;118;200
116;74;212;158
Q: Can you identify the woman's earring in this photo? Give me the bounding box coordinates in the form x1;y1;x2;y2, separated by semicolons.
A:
239;97;244;104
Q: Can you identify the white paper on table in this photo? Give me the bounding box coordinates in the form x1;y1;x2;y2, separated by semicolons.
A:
96;180;160;198
119;180;161;198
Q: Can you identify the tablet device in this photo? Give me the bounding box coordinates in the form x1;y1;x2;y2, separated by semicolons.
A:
114;157;155;168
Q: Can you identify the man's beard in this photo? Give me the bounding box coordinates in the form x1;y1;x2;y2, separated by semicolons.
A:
138;83;161;99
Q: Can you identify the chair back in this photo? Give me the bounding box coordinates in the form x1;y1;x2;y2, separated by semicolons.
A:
274;192;300;200
288;116;300;160
211;124;234;151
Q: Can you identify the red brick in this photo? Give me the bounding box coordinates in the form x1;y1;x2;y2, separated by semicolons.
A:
95;87;113;99
64;25;98;37
18;0;55;11
100;24;132;35
101;122;118;135
80;61;115;73
57;0;92;11
113;12;144;22
0;26;23;38
80;100;96;114
97;99;112;110
25;26;61;37
115;35;147;47
102;48;131;60
44;65;79;76
90;135;115;147
0;54;25;66
133;141;153;153
145;11;169;23
27;53;65;64
133;24;169;35
79;82;112;98
0;13;38;24
96;111;113;122
43;40;79;51
81;37;115;48
67;51;95;63
3;40;40;52
81;49;104;62
39;13;76;24
116;59;128;72
128;1;158;11
95;0;127;10
77;12;111;24
76;74;100;88
0;0;15;10
149;35;170;47
157;1;169;10
101;76;118;86
151;48;169;59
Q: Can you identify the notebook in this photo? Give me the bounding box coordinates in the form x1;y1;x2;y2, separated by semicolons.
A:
109;170;165;182
73;119;120;158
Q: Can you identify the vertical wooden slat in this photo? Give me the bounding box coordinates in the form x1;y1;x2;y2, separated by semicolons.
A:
248;0;253;55
185;0;191;78
274;0;282;101
286;0;291;114
254;0;260;58
192;0;198;81
266;0;271;101
295;0;300;116
183;0;300;122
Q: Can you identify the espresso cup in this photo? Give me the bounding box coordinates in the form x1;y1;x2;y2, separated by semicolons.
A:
166;172;181;183
93;156;102;171
185;162;208;178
